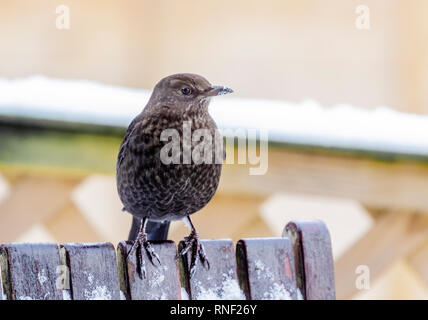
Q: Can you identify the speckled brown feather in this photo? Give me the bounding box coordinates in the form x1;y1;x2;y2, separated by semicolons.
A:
116;74;225;223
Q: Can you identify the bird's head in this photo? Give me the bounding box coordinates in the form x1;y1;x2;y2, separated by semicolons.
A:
147;73;233;111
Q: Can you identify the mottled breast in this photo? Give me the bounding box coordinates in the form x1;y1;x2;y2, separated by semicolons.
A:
116;108;223;221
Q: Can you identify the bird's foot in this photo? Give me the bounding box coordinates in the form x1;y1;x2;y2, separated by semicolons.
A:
127;232;161;279
180;230;210;277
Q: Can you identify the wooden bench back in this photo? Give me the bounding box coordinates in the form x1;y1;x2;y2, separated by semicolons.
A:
0;220;335;300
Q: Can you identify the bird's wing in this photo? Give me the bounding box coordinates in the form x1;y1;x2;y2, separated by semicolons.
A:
116;114;143;171
116;142;127;171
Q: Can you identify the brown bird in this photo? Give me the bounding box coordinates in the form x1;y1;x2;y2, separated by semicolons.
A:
116;73;232;277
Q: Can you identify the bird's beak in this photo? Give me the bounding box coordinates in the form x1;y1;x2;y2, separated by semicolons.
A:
203;86;233;97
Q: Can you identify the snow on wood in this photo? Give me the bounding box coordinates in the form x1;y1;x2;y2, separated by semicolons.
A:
179;239;245;300
117;240;181;300
236;238;298;300
0;243;63;300
0;76;427;157
59;242;121;300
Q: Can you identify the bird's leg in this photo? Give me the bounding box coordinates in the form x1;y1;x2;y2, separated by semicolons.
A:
126;217;161;279
180;216;210;277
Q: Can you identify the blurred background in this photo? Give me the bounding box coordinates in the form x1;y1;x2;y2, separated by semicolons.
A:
0;0;428;299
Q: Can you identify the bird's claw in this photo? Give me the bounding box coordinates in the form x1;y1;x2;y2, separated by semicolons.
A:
180;231;210;277
126;233;162;279
144;240;161;265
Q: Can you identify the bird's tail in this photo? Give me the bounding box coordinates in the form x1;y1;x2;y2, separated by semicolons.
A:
128;216;171;241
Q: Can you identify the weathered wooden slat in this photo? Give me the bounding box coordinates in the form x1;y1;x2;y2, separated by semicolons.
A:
60;242;120;300
236;238;298;300
283;220;335;300
179;239;245;300
0;243;63;300
117;240;180;300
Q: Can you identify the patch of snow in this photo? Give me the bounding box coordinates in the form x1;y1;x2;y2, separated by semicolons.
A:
149;272;165;288
119;291;126;300
254;259;264;270
0;76;150;128
17;296;33;300
262;283;292;300
254;260;274;281
181;287;189;300
195;287;219;300
38;269;48;285
1;76;428;157
145;267;168;299
213;98;428;157
146;291;168;300
87;273;94;285
195;271;245;300
62;290;72;300
84;286;112;300
297;288;304;300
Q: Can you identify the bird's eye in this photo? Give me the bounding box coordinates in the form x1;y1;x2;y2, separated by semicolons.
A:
181;87;192;95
